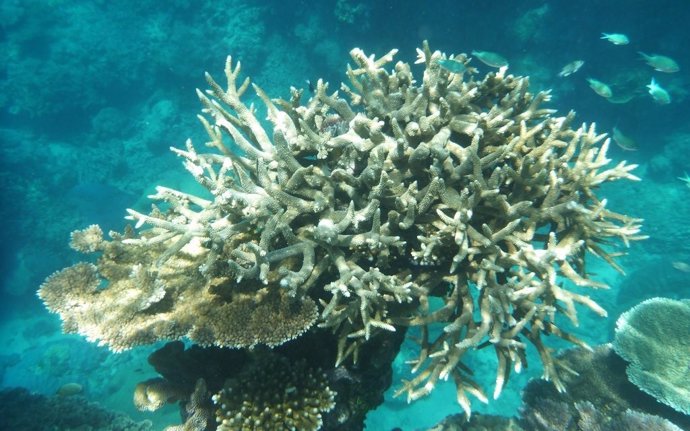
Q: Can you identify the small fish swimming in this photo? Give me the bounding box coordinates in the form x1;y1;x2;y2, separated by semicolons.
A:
672;261;690;273
679;172;690;188
587;78;612;98
437;58;467;74
601;33;629;45
606;93;635;104
57;382;83;397
612;127;638;151
646;78;671;104
471;50;508;68
558;60;584;77
639;52;679;73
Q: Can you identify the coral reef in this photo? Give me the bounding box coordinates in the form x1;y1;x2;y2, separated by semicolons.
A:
613;297;690;415
0;1;266;120
0;387;152;431
424;330;690;430
137;328;405;431
39;41;643;418
519;344;689;430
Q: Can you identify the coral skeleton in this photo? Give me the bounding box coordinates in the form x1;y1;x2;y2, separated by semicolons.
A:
39;42;644;416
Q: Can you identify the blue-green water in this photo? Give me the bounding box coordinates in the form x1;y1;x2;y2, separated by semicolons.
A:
1;1;689;430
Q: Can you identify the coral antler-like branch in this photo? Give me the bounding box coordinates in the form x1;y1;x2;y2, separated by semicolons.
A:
39;43;644;418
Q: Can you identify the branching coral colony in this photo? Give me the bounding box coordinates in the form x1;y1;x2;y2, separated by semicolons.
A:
39;42;644;417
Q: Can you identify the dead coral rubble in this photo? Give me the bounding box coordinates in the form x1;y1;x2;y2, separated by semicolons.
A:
39;41;643;417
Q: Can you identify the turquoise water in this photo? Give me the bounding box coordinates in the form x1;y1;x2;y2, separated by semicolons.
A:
1;1;689;430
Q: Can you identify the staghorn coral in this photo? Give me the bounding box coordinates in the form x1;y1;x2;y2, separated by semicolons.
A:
427;343;688;431
213;352;336;431
39;41;643;416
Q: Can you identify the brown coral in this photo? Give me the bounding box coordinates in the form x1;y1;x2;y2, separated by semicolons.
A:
38;243;317;351
213;353;336;431
133;377;184;412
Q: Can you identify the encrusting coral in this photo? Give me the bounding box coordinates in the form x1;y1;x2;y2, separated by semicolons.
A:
38;41;644;417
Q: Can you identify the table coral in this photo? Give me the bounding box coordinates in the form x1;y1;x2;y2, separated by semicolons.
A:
39;41;644;417
614;297;690;415
519;344;690;431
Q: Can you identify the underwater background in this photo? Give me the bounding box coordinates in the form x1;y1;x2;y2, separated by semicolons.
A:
1;0;689;430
